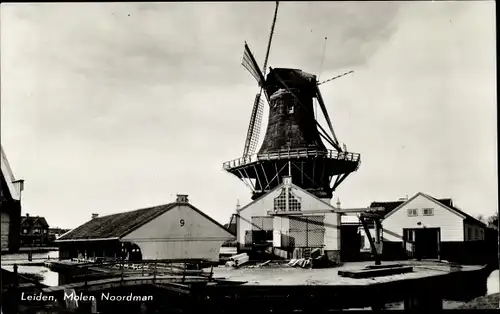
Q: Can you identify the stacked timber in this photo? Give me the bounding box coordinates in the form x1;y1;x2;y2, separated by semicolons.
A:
226;253;249;267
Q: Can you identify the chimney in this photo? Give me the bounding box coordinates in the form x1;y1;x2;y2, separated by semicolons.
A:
336;198;341;209
176;194;189;203
236;199;241;211
91;213;99;219
282;176;292;186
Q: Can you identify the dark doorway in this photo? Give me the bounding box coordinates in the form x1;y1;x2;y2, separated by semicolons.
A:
414;228;440;259
341;225;361;261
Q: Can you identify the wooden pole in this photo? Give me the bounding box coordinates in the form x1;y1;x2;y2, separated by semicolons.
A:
360;216;381;265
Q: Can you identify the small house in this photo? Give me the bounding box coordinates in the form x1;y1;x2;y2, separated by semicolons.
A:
380;192;487;263
20;214;50;247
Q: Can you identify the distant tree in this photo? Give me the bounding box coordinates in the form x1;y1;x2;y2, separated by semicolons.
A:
477;214;487;224
488;213;499;226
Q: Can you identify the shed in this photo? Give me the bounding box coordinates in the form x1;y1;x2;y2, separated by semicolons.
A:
56;195;235;262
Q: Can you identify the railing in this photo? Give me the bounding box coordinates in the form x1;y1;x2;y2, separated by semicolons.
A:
68;259;215;284
223;148;361;170
8;259;216;292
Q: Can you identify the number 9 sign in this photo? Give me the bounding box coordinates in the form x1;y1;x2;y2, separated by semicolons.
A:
180;219;185;227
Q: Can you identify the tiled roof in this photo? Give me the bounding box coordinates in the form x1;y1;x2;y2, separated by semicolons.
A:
58;203;177;241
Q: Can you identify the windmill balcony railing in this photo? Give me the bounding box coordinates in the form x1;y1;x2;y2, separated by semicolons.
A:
223;148;361;170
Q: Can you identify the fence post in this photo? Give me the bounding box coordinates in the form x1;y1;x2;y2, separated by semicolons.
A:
153;262;157;283
121;262;124;283
84;266;88;288
13;264;19;289
182;262;187;283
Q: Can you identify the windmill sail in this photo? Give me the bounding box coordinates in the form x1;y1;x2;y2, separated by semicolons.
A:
242;43;264;86
241;2;279;157
243;93;265;156
315;86;340;150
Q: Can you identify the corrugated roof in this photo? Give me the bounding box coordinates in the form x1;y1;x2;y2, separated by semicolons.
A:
58;203;177;241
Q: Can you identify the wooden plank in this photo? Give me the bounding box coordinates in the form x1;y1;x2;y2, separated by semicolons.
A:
41;275;208;293
365;264;404;270
338;266;413;279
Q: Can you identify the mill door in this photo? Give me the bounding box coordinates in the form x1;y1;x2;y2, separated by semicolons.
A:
414;228;440;259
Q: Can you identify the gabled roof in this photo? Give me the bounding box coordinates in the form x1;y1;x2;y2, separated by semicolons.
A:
379;192;486;227
57;202;235;242
423;193;486;227
57;203;177;241
21;216;49;228
1;145;21;201
237;181;336;214
370;201;406;216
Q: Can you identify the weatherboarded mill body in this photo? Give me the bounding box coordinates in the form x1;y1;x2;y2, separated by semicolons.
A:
56;195;235;262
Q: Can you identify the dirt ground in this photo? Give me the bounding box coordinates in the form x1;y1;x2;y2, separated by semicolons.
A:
458;293;499;309
210;260;482;286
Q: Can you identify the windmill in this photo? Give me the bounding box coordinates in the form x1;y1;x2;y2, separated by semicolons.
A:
224;2;361;200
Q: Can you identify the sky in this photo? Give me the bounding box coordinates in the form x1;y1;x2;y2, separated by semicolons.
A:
1;1;496;229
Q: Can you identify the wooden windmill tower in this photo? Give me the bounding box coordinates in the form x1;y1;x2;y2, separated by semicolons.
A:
223;2;361;201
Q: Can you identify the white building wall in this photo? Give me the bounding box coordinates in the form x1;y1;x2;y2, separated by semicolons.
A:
122;204;234;261
359;227;375;251
237;188;283;251
237;184;339;251
324;213;341;251
382;194;464;242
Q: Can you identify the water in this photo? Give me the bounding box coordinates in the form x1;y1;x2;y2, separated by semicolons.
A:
1;250;59;286
1;264;59;286
1;250;59;263
487;269;499;295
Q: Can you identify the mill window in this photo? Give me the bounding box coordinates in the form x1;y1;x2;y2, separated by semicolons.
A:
274;189;287;212
287;104;294;114
407;209;418;217
423;208;434;216
288;190;301;211
273;187;302;212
